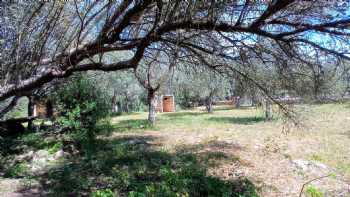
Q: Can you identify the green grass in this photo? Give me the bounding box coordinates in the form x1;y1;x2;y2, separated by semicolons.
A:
114;119;154;132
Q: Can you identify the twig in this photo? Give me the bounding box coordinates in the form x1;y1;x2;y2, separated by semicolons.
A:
299;174;332;197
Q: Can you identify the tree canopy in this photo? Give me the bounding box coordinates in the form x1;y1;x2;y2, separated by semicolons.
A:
1;0;350;119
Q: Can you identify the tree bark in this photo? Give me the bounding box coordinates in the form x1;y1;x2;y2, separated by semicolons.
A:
265;99;273;121
205;97;213;113
0;96;19;119
27;95;35;130
148;89;157;124
111;91;117;113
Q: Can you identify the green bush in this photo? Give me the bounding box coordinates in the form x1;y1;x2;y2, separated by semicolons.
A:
52;75;111;158
48;141;63;154
91;189;114;197
4;162;29;178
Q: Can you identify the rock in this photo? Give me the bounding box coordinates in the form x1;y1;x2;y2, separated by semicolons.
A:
31;150;51;174
34;150;49;159
292;159;332;174
15;150;34;162
53;149;66;160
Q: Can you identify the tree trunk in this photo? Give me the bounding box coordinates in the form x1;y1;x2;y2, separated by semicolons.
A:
27;95;35;130
111;91;117;113
205;97;213;113
265;99;273;121
148;90;157;124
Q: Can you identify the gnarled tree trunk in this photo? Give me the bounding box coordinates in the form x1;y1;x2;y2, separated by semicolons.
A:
111;91;117;113
148;89;157;125
27;95;35;131
205;96;213;113
265;99;273;121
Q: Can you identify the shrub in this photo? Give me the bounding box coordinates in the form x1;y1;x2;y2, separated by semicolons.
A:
52;75;111;158
48;141;63;154
4;162;29;178
91;189;114;197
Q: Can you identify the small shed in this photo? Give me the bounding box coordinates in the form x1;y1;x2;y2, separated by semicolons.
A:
155;95;175;113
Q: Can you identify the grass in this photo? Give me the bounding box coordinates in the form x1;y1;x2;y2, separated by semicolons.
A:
27;136;259;196
108;103;350;196
1;103;350;196
305;185;324;197
4;162;29;178
207;116;265;124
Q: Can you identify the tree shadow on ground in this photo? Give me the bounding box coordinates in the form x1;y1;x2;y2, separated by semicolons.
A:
113;119;153;132
207;116;265;125
340;130;350;139
14;135;260;197
211;106;235;111
161;111;208;118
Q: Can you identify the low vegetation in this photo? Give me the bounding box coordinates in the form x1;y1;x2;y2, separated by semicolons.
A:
1;103;349;196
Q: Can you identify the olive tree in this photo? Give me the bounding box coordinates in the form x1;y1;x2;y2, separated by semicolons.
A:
1;0;350;124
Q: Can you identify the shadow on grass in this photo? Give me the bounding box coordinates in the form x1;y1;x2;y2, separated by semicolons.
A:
208;116;265;125
14;135;260;197
161;111;208;118
340;130;350;139
212;105;235;111
113;119;153;132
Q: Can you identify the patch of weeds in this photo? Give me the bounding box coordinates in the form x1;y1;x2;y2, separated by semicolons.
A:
328;172;337;179
305;185;324;197
128;191;147;197
207;116;265;125
34;137;259;197
4;162;29;178
336;162;350;176
21;133;47;149
309;154;324;162
91;189;114;197
95;118;116;136
45;163;92;195
199;151;236;167
20;177;38;189
282;153;292;160
21;133;64;154
48;141;63;154
115;119;154;132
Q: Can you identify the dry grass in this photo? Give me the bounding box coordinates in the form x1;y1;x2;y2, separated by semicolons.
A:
111;103;350;197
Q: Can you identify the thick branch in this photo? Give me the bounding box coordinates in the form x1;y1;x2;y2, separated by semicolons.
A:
0;96;20;119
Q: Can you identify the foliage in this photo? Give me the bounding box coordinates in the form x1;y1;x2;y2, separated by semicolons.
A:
305;185;324;197
1;0;350;121
35;137;259;197
173;68;231;109
92;70;146;113
91;189;114;197
52;74;111;157
4;162;29;178
48;141;63;155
